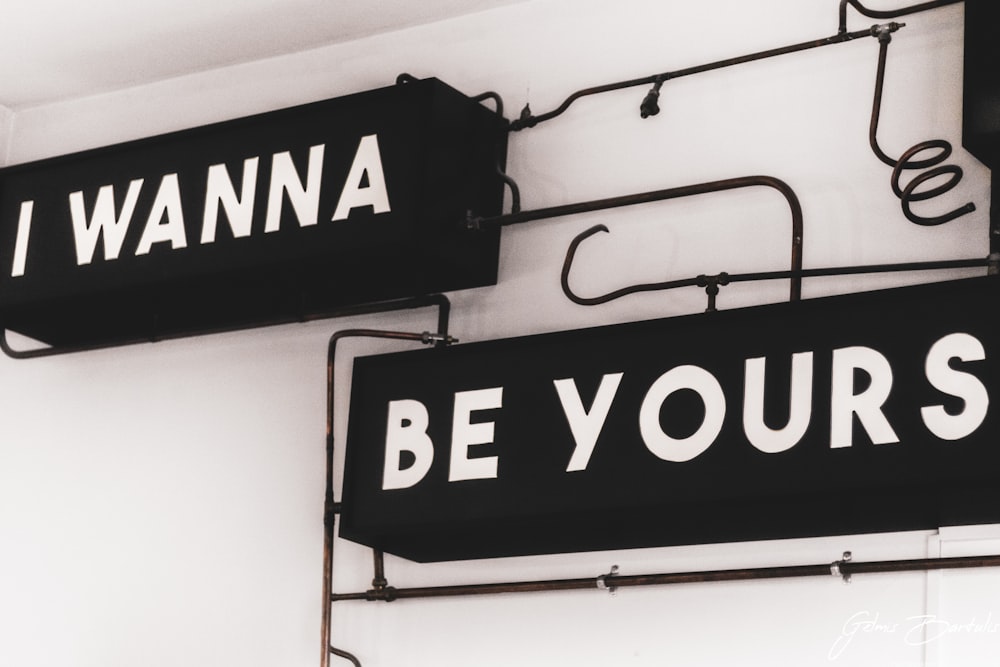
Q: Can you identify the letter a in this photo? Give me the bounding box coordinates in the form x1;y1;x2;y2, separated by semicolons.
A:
332;134;391;221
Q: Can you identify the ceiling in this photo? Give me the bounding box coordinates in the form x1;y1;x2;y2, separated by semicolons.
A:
0;0;525;110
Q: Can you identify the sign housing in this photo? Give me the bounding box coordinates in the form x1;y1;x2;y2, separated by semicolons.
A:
0;77;506;347
341;277;1000;562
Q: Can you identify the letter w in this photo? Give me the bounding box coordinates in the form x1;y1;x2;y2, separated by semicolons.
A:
69;179;144;265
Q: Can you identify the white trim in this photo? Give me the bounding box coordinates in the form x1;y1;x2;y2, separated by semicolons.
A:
0;103;14;166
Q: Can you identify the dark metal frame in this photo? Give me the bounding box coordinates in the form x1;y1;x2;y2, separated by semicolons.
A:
321;294;455;667
331;553;1000;603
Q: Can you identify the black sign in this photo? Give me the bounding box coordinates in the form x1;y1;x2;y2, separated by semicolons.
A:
0;77;506;347
964;0;999;169
340;276;1000;562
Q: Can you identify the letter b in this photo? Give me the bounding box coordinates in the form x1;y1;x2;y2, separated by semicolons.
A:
382;399;434;490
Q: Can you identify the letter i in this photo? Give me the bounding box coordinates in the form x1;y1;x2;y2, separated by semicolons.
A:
11;200;33;277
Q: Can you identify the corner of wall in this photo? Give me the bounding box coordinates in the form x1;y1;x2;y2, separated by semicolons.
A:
0;103;14;167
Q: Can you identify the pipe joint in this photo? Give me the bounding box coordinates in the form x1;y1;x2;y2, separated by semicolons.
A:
830;551;854;584
871;22;904;42
596;565;620;594
697;273;731;312
365;586;399;602
509;103;539;131
640;79;664;119
421;332;458;346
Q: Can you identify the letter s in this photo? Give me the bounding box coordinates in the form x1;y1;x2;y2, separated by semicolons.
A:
921;333;989;441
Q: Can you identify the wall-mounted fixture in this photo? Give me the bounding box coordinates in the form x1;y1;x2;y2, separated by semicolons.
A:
0;77;507;354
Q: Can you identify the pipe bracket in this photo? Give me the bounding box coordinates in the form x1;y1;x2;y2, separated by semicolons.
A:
831;551;853;584
596;565;620;595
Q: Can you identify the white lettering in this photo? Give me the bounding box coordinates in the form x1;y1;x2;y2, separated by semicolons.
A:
135;173;187;255
448;387;503;482
69;179;144;265
830;346;899;448
743;352;814;454
264;144;325;232
639;365;726;462
554;373;624;472
201;157;259;243
921;333;989;441
332;134;391;221
382;399;434;490
11;200;33;277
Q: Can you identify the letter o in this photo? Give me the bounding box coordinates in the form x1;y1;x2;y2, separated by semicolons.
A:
639;365;726;462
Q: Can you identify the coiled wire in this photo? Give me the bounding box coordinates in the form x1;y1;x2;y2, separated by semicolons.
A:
868;28;975;226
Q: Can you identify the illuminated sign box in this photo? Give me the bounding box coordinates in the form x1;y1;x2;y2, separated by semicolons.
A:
341;276;1000;562
964;0;999;168
0;77;506;347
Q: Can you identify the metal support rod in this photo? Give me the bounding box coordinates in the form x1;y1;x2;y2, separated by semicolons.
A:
321;294;454;667
331;553;1000;603
561;221;989;306
472;175;803;302
1;293;453;360
866;24;975;226
838;0;964;34
511;0;964;131
471;90;522;215
510;26;883;131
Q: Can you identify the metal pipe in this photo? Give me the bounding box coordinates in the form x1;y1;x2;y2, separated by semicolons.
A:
1;294;454;360
473;175;803;302
992;176;999;255
561;222;988;306
321;294;454;667
512;0;967;131
331;553;1000;603
838;0;964;34
471;90;522;215
866;27;975;226
510;26;881;131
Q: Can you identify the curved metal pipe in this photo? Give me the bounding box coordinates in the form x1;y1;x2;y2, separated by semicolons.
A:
867;27;975;226
563;231;987;307
472;91;504;119
321;294;454;667
510;1;964;132
471;90;522;214
510;26;879;131
543;175;803;305
838;0;964;34
561;225;702;305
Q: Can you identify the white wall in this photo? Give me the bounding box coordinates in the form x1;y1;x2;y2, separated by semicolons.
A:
0;104;13;166
1;1;996;666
